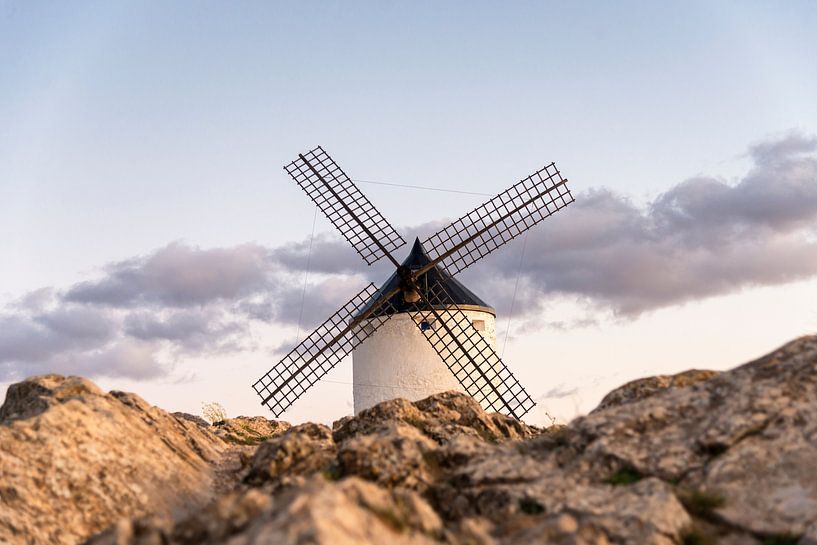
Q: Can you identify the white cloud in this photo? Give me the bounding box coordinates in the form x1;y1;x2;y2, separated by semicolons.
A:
2;132;816;381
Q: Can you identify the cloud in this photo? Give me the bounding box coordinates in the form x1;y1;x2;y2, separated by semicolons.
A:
476;130;817;316
2;131;817;381
270;234;366;277
0;293;165;381
268;222;443;280
539;384;580;400
123;309;249;354
0;305;114;363
65;242;273;307
46;339;166;381
0;304;164;382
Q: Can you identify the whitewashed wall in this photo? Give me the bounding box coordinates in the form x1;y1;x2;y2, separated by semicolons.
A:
352;309;496;414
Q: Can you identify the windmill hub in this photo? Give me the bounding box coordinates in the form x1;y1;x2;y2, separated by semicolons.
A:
252;146;574;420
396;265;421;303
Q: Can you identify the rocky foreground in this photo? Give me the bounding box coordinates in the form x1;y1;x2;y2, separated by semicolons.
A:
1;337;817;545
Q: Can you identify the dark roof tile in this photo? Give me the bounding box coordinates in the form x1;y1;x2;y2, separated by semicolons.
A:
356;238;493;317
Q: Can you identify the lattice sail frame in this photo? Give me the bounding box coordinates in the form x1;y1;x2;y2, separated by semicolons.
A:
407;277;536;418
259;148;574;419
284;146;406;265
253;283;396;416
422;163;573;277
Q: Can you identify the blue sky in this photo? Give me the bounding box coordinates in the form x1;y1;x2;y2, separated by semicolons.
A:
1;2;817;423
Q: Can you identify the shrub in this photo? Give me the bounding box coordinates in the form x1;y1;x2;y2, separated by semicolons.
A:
518;497;545;515
681;489;725;517
606;467;644;486
201;402;227;424
681;529;716;545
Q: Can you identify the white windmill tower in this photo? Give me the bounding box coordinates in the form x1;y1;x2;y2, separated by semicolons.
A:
253;146;574;420
352;237;497;413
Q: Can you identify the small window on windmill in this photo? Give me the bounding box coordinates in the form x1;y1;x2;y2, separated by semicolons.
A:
415;315;436;331
472;319;485;331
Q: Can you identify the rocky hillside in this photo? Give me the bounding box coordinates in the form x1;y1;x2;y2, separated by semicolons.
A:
2;336;817;545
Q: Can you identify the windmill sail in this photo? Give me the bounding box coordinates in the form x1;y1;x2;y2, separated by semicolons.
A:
253;283;396;416
420;163;573;277
284;147;406;266
408;276;536;419
257;145;574;420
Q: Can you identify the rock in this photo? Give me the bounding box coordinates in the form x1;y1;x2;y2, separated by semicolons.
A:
674;337;817;537
167;413;291;446
592;369;719;412
0;375;230;545
431;438;690;543
425;336;817;542
452;517;497;545
802;521;817;545
244;422;337;489
337;421;438;490
333;391;540;444
6;336;817;545
173;412;210;428
504;512;611;545
212;416;290;445
0;374;105;422
86;478;444;545
330;392;539;495
566;336;817;538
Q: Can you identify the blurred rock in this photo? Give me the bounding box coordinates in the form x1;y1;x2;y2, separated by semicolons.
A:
4;336;817;545
333;390;539;444
243;422;337;490
0;375;229;545
86;478;443;545
212;416;290;445
172;412;210;428
592;369;719;412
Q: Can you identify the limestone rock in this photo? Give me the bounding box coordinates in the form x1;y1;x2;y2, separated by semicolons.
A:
86;478;444;545
0;375;229;545
802;521;817;545
333;391;539;444
337;421;439;490
244;422;337;489
330;392;538;494
5;336;817;545
426;336;817;542
212;416;290;445
173;412;210;428
593;369;719;412
504;512;611;545
431;439;690;544
0;374;106;422
565;336;817;538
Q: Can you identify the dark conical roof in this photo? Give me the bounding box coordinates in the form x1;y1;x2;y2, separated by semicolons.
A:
356;238;494;317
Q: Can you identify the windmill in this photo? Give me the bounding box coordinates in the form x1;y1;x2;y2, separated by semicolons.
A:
253;146;574;419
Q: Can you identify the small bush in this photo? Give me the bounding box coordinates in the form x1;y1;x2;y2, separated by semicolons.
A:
370;506;407;532
700;443;728;457
519;497;545;515
606;467;644;486
322;463;343;481
681;530;716;545
201;402;227;424
681;489;725;517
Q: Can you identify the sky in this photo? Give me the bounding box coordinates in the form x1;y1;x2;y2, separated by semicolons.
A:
1;1;816;426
